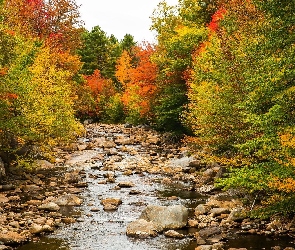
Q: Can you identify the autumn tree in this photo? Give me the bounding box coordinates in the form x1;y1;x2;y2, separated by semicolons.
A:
185;0;295;216
3;0;83;52
115;43;158;124
150;0;215;132
0;0;84;166
78;27;137;85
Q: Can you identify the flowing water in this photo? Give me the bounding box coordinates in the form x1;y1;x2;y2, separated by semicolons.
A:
16;126;295;250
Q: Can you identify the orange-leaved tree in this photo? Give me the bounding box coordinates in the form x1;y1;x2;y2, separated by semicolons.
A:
116;43;158;124
83;69;123;122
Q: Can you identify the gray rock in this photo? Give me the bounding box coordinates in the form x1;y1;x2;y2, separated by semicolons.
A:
126;219;160;238
198;226;222;238
195;204;210;216
139;205;188;230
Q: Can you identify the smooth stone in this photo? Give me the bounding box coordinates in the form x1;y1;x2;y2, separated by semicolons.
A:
126;219;160;238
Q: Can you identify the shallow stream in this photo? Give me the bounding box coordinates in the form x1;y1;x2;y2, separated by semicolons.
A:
16;126;295;250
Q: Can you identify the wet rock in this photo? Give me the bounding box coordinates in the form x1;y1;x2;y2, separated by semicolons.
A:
126;219;160;238
129;190;141;195
29;224;44;234
62;217;76;224
74;182;88;188
101;198;122;210
0;231;27;245
42;225;54;232
103;204;118;211
117;181;134;188
90;207;100;212
54;194;83;206
161;177;172;184
197;226;222;239
207;233;224;244
164;230;185;238
123;170;133;176
97;179;107;184
228;248;247;250
139;205;188;230
195;204;210;216
29;224;53;234
38;202;60;211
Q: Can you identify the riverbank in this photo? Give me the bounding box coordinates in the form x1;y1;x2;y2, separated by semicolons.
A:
0;123;294;250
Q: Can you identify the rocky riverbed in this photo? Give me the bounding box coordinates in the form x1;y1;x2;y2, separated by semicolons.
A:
0;123;294;250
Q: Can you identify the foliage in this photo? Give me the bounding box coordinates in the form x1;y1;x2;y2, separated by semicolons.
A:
0;0;84;165
78;27;137;87
115;43;158;124
150;0;211;132
82;69;124;123
184;0;295;216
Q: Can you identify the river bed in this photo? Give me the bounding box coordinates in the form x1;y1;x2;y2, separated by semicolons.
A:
14;124;295;250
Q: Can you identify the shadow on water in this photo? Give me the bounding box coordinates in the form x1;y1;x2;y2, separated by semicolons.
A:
224;234;295;249
17;237;69;250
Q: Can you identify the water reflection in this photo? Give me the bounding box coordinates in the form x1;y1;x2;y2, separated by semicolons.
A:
17;237;69;250
224;234;295;249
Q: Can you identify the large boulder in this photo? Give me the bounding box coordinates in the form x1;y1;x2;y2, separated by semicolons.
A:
139;205;188;230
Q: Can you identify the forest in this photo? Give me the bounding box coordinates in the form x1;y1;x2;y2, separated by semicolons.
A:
0;0;295;218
